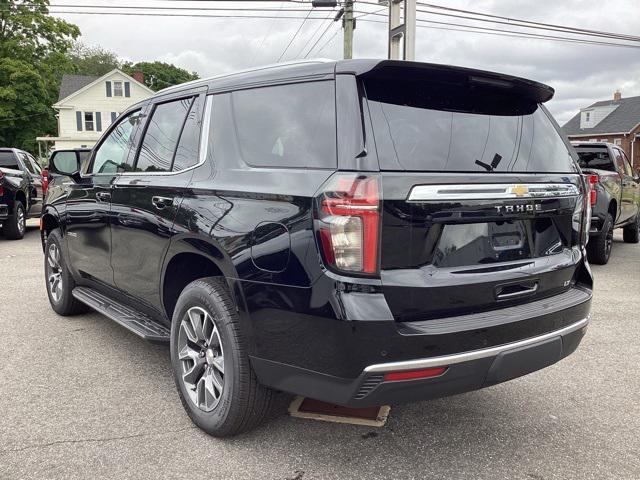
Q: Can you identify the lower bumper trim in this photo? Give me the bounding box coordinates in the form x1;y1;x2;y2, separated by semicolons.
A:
364;316;590;374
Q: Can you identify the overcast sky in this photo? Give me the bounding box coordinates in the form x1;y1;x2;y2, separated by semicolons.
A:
53;0;640;125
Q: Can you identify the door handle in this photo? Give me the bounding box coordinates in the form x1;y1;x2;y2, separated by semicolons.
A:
152;196;174;209
96;192;111;202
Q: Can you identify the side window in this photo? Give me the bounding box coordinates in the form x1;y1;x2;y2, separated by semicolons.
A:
172;97;202;172
619;149;634;176
134;97;195;173
19;152;36;174
613;149;627;174
231;81;336;169
92;110;143;174
27;154;42;174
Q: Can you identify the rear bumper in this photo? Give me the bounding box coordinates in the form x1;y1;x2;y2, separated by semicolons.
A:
252;316;589;407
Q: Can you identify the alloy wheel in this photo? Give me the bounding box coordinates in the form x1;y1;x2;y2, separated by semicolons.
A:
17;207;25;235
605;224;613;258
47;244;63;302
177;306;225;412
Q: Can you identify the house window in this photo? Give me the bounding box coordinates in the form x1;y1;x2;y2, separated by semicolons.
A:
113;81;123;97
614;138;622;146
84;112;94;131
585;112;591;122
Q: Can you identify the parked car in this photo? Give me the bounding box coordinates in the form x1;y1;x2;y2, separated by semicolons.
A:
42;59;593;437
0;147;44;239
572;142;640;264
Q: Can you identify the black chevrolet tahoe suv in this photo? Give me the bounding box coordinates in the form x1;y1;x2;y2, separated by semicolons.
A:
0;147;44;239
42;59;593;437
572;142;640;264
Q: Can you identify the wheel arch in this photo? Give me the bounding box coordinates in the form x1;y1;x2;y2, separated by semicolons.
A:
14;189;27;209
161;236;247;325
608;199;617;219
40;206;62;251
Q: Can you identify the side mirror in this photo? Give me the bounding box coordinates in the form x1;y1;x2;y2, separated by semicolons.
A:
49;150;82;182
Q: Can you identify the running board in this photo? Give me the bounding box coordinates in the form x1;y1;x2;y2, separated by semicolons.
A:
72;286;170;343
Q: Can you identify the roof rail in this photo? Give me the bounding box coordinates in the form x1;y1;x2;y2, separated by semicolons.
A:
156;58;334;94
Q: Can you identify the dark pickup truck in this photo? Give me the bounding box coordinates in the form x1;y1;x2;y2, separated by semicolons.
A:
573;142;640;264
0;148;44;239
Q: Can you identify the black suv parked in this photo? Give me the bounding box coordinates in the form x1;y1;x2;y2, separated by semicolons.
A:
572;142;640;264
43;60;593;437
0;147;44;239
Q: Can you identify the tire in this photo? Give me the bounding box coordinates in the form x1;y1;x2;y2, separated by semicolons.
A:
622;215;640;243
2;201;26;240
587;212;614;265
170;277;273;437
44;229;89;315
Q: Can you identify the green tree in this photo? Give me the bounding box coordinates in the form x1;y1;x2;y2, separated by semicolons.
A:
123;61;199;91
68;42;121;76
0;0;79;153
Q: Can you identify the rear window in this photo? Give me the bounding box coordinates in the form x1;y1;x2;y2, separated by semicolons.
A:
0;151;19;170
575;147;615;172
365;78;577;173
230;81;336;169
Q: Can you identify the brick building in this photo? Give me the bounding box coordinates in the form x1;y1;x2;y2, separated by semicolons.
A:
562;91;640;169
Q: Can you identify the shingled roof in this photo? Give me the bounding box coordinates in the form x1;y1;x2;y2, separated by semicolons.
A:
57;74;100;102
562;95;640;136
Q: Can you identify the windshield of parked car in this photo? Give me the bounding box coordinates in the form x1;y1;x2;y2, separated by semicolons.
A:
575;147;616;172
365;77;578;173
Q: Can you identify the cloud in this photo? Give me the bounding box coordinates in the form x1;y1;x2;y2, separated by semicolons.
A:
58;0;640;124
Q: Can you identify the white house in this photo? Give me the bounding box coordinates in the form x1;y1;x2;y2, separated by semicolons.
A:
37;69;153;152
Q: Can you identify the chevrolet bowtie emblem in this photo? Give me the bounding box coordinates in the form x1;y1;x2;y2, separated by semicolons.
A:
510;185;529;197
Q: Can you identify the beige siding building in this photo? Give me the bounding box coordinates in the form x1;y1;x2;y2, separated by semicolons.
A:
37;69;153;152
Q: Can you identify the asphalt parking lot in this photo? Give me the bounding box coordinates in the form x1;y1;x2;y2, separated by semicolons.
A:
0;224;638;480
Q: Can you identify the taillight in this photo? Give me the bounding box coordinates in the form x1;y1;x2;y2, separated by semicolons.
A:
315;173;381;275
587;173;598;206
42;169;49;196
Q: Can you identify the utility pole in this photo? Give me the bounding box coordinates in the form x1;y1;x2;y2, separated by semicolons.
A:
343;0;354;59
384;0;416;60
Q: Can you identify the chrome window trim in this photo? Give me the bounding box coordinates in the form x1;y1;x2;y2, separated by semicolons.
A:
119;94;213;177
407;183;580;202
364;316;590;373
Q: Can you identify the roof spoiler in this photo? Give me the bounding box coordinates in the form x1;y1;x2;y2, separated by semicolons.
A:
337;60;554;104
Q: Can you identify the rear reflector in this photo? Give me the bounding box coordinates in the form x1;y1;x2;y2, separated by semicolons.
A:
383;367;448;382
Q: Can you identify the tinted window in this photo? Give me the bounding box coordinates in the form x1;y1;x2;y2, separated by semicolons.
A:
172;97;202;172
231;81;336;169
576;147;616;172
619;149;634;176
19;153;35;174
27;155;42;174
93;110;143;174
613;149;627;174
135;98;194;173
366;77;577;173
0;151;19;170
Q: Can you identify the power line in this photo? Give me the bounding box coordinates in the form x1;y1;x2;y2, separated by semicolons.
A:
293;10;333;59
312;24;341;56
277;8;314;62
0;112;50;124
303;14;336;58
249;1;286;64
414;1;640;42
355;0;640;44
357;17;640;50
